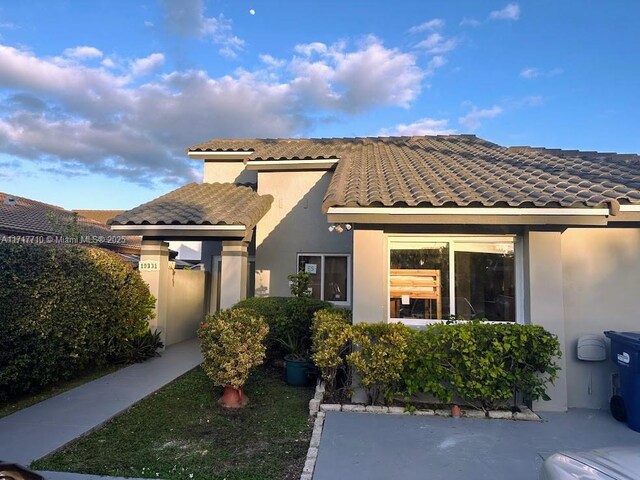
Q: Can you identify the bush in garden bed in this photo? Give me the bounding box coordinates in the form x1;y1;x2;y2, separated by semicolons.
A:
347;322;409;405
0;243;156;401
311;308;352;400
198;308;268;389
312;320;561;410
234;296;330;359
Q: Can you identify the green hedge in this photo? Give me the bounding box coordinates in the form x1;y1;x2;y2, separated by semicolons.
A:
0;243;155;400
312;320;562;410
234;296;331;359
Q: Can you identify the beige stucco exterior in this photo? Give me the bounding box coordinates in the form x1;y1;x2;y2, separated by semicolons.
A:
562;227;640;409
203;160;257;184
255;170;352;298
523;231;569;412
139;240;170;346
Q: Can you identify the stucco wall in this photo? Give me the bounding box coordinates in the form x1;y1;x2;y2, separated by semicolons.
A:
203;161;257;184
562;227;640;409
352;228;387;324
165;269;205;346
255;170;352;298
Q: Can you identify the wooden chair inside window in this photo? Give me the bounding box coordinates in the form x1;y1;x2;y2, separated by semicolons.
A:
390;269;442;319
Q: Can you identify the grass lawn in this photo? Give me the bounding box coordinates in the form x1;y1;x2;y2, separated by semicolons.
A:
32;365;315;480
0;365;121;419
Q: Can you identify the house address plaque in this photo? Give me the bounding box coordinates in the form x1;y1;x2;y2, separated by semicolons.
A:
139;260;160;271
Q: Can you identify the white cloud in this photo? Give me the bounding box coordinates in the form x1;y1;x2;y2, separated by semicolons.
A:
426;55;447;76
409;19;445;34
160;0;244;58
380;117;455;136
460;17;481;27
0;39;425;184
489;3;520;21
415;33;457;54
259;54;286;68
101;58;116;69
520;67;539;79
520;67;563;79
63;46;103;60
459;105;503;130
130;53;165;77
294;42;328;57
291;37;423;113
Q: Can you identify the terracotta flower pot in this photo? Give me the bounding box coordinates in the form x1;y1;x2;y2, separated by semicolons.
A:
451;404;461;417
219;386;249;408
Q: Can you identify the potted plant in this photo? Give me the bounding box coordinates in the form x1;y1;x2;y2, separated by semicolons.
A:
281;272;316;386
198;308;268;408
278;330;314;386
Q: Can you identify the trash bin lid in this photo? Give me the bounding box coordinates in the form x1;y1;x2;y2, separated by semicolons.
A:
604;331;640;347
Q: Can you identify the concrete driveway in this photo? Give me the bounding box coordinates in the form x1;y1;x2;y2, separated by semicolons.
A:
313;409;640;480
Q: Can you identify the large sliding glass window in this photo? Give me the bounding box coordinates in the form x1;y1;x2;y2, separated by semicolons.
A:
389;237;517;322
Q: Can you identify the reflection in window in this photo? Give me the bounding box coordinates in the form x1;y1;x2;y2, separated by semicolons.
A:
455;243;515;322
390;244;450;320
298;254;349;303
389;239;516;322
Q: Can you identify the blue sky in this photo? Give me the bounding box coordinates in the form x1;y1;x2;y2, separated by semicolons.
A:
0;1;638;210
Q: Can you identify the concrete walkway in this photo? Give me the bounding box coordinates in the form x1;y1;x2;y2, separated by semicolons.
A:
0;338;202;467
314;409;640;480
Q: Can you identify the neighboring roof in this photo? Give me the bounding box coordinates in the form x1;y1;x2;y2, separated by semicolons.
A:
73;209;125;224
0;192;140;251
322;136;640;210
108;182;273;228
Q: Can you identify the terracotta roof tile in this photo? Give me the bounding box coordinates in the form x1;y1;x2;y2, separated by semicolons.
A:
108;182;273;227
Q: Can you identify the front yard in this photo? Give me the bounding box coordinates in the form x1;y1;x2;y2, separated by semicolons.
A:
32;365;314;480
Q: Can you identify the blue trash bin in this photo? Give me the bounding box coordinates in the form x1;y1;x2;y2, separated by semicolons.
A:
604;331;640;432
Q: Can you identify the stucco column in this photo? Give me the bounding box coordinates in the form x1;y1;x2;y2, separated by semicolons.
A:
524;230;568;412
219;240;249;309
139;240;169;346
352;228;387;325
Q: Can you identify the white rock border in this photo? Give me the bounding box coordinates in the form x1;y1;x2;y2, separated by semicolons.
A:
300;410;325;480
308;380;540;421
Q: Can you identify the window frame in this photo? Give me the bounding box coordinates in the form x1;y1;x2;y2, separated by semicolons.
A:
387;235;523;325
296;253;352;306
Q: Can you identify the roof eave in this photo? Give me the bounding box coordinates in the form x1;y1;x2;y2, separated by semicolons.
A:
110;224;248;238
325;206;613;226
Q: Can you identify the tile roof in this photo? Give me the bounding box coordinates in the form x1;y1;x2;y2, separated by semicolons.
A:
73;209;125;224
108;182;273;227
188;136;640;209
0;192;140;250
188;138;358;161
322;136;640;210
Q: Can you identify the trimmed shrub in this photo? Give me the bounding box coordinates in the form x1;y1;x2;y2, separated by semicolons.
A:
311;308;352;397
401;322;561;412
198;308;268;389
347;323;410;405
312;318;561;410
233;296;330;359
0;244;155;400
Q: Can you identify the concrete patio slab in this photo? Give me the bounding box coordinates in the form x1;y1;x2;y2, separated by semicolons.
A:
313;409;640;480
0;338;202;466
